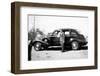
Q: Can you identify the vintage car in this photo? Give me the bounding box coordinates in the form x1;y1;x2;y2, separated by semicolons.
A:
32;29;87;51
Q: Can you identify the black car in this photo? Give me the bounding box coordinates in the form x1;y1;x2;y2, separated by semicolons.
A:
32;29;87;51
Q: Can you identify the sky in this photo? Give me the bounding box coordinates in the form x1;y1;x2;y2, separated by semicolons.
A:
28;15;88;36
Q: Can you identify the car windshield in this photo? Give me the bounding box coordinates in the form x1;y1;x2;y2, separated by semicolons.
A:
52;30;59;36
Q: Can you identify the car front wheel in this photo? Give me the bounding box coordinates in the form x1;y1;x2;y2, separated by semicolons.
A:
42;38;48;50
71;41;79;50
34;42;42;51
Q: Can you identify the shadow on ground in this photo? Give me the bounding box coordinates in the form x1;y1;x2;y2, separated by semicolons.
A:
42;46;88;51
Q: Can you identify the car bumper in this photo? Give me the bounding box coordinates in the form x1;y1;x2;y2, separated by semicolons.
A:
80;41;88;45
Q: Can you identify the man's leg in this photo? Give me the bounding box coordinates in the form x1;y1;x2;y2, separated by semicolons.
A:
62;43;64;52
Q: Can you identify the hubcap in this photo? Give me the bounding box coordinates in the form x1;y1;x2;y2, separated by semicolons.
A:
44;39;48;42
35;43;41;51
72;41;78;50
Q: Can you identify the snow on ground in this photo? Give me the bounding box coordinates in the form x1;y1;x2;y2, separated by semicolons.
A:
31;46;88;61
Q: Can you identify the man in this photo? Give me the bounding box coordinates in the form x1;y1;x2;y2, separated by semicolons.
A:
60;30;65;52
28;40;33;61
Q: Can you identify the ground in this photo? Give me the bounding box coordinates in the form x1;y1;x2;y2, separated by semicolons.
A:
31;46;88;61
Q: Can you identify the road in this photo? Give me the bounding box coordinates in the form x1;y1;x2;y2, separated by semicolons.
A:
31;46;88;61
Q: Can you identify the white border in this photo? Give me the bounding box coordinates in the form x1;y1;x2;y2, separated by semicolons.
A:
20;6;95;70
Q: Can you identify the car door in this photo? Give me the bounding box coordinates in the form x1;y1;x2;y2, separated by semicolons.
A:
55;31;60;45
49;31;60;46
64;31;71;45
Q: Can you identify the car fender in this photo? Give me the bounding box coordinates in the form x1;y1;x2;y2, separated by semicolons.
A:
70;37;85;44
70;38;79;42
32;40;48;45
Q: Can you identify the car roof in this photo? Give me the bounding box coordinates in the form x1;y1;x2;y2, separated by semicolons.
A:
53;29;78;33
60;29;77;32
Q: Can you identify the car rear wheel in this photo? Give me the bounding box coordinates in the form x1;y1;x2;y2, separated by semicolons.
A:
34;42;42;51
71;41;79;50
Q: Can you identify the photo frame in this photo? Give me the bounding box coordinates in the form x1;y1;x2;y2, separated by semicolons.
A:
11;2;98;74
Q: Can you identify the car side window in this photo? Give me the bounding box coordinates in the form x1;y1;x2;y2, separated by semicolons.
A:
53;31;58;36
65;31;70;36
71;31;77;36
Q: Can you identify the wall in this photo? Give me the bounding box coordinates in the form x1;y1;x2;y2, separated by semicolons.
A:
0;0;99;76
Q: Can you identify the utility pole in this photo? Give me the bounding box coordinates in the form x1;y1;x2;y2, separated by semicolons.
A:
34;16;35;32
